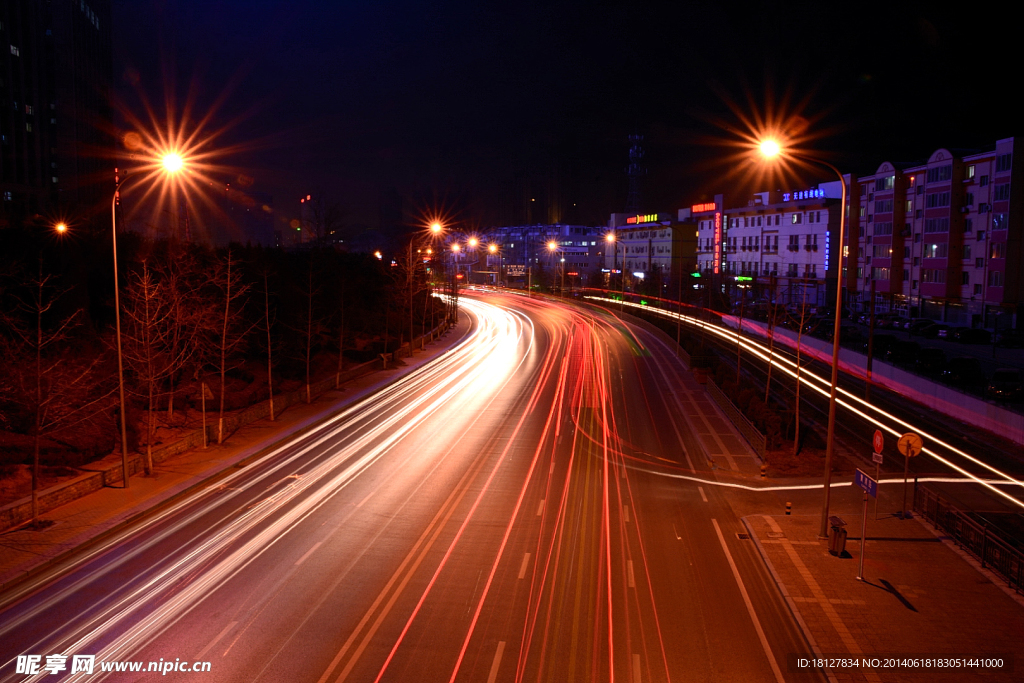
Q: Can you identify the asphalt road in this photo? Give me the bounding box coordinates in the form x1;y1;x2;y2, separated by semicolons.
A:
0;293;823;683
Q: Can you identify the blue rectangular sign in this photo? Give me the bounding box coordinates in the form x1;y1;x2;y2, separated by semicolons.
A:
855;469;877;498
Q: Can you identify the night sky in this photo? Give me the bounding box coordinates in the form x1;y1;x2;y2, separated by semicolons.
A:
112;1;1018;233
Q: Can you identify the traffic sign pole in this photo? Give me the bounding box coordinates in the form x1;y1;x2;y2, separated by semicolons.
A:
902;453;911;519
858;490;868;580
854;468;877;581
874;460;880;520
897;433;923;520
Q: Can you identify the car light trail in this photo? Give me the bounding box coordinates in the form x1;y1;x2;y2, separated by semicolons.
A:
585;296;1024;510
5;297;534;683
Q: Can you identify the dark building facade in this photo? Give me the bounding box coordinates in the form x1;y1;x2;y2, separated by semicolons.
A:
1;0;113;227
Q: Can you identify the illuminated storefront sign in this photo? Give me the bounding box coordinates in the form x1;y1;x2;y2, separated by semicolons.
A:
626;213;661;224
714;212;722;275
691;202;716;213
825;230;830;271
782;188;826;202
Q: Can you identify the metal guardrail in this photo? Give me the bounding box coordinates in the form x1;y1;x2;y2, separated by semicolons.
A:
705;377;767;460
914;484;1024;593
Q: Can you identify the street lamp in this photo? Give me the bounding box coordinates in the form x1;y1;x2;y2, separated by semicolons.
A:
606;232;625;311
759;137;848;539
111;150;187;488
54;222;68;234
487;242;504;286
546;241;565;296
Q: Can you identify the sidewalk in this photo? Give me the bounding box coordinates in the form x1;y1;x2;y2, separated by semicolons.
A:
0;322;469;593
743;480;1024;683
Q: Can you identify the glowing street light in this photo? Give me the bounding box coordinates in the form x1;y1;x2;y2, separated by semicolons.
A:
162;153;184;173
431;222;443;235
54;222;68;234
759;138;781;159
759;137;848;539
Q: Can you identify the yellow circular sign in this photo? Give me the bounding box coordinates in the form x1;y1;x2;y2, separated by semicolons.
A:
898;432;923;458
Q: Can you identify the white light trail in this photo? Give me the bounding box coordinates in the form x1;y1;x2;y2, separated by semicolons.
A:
585;296;1024;510
6;298;533;682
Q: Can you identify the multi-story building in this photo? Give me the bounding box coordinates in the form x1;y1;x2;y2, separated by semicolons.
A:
1;0;113;227
604;211;697;297
695;187;842;309
484;224;606;288
846;138;1020;329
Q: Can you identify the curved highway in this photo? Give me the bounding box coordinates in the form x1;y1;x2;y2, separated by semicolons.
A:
0;293;822;683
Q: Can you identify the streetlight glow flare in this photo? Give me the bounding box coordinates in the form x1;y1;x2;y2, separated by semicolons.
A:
161;152;185;173
759;139;781;158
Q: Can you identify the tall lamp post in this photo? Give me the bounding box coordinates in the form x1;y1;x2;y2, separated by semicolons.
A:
760;138;848;539
111;152;186;488
487;243;503;286
605;232;626;311
546;240;565;297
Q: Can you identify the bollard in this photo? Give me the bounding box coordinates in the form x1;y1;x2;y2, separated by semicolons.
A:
760;464;767;479
785;501;792;515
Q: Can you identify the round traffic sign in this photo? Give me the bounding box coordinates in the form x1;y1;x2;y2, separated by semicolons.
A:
898;432;924;457
872;429;884;454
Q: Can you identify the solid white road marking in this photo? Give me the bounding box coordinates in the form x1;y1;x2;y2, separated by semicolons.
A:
196;620;237;660
294;541;323;567
711;519;786;683
518;553;531;579
486;641;506;683
698;486;708;502
627;560;635;588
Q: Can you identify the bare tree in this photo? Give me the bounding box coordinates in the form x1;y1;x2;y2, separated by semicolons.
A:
301;193;345;247
290;257;327;403
156;253;206;422
210;249;252;444
121;260;200;474
335;278;346;389
262;269;277;420
6;265;99;526
790;287;812;456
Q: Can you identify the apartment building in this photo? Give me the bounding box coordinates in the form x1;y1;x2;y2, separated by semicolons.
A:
846;138;1019;329
605;212;697;293
695;187;842;308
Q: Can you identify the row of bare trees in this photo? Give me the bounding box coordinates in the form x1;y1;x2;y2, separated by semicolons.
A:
1;230;443;524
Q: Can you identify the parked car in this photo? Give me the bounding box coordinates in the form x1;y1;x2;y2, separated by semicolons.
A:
882;315;910;330
908;319;938;336
919;323;953;339
942;357;985;389
987;368;1024;401
952;327;992;344
994;330;1024;348
904;318;930;331
915;347;947;376
886;340;921;367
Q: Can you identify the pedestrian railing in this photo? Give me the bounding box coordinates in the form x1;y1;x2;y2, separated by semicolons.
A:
705;377;767;460
914;484;1024;593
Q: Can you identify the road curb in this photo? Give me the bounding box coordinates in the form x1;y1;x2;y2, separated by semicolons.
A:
0;319;473;598
740;515;838;683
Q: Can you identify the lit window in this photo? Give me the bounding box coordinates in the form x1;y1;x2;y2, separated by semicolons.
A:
9;45;19;56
